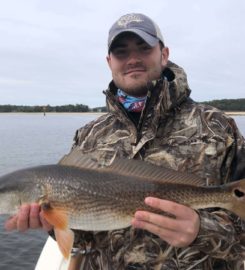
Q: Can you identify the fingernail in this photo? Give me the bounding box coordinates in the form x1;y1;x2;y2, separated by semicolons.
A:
145;197;153;205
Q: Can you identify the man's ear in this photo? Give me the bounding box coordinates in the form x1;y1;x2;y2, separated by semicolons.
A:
161;47;169;67
106;55;112;70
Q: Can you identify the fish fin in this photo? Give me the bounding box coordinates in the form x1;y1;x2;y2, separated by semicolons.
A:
54;228;74;259
58;148;205;186
41;204;68;230
105;158;205;186
59;147;99;170
41;204;74;259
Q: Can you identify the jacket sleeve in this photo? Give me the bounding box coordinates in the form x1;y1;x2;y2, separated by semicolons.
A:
192;117;245;261
192;209;245;261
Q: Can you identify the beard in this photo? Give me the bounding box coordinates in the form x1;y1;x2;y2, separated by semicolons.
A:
112;58;163;97
113;69;162;97
117;79;149;96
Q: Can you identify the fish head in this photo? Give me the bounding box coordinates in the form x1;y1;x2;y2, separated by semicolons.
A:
0;168;46;215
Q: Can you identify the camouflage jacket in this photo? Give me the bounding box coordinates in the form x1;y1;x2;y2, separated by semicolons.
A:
60;61;245;269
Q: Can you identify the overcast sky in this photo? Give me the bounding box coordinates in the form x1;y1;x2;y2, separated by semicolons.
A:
0;0;244;108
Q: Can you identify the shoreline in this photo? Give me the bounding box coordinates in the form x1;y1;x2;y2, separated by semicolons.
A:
0;112;105;115
225;112;245;116
0;111;244;116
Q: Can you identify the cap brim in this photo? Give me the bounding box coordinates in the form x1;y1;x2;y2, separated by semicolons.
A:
108;29;159;52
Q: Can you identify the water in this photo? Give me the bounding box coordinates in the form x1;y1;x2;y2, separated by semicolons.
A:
0;113;98;176
0;113;98;270
234;115;245;136
0;113;244;270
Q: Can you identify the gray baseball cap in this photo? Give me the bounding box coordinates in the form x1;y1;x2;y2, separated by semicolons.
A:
108;13;164;52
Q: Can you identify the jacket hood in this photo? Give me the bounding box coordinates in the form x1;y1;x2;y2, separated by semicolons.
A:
104;60;191;114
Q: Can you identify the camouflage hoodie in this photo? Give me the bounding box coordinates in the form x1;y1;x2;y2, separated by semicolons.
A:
60;61;245;269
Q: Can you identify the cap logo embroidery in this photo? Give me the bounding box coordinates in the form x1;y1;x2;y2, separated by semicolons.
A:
117;14;143;28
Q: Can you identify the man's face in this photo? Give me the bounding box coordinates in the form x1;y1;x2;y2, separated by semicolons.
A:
107;33;169;97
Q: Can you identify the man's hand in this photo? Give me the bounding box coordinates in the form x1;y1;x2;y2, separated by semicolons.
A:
4;203;53;232
131;197;200;247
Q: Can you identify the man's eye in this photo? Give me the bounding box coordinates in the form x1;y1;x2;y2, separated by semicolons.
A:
141;46;151;52
113;49;127;56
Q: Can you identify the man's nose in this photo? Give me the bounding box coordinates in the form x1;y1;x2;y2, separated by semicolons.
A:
127;49;142;64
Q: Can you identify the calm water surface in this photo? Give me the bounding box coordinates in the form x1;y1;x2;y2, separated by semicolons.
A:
0;113;244;270
0;113;98;270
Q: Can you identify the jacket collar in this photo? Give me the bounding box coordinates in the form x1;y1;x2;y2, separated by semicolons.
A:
104;60;191;114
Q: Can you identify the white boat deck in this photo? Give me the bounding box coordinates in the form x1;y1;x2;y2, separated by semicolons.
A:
35;237;70;270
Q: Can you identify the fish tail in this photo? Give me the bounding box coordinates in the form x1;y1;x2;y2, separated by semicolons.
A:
226;179;245;220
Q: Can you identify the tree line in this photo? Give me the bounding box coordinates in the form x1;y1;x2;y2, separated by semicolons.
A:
201;98;245;111
0;99;244;113
0;104;107;113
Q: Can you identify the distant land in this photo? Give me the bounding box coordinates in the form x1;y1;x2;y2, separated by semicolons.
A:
201;98;245;112
0;98;244;113
0;104;107;113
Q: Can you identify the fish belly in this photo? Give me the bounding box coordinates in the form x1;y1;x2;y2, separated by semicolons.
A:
68;210;132;231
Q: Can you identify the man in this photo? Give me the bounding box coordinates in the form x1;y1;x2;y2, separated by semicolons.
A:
5;13;245;269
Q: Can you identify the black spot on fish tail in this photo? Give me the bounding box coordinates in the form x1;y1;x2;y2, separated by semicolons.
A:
234;188;245;198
